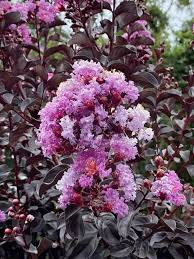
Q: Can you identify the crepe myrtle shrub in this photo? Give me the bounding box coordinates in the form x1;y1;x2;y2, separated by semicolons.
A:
0;0;194;259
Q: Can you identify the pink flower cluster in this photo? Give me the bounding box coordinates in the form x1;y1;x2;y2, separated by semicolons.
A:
123;20;155;62
1;0;63;44
38;60;153;217
151;170;186;206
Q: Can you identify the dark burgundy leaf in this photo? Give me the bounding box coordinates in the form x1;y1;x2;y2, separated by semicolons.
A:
38;164;67;197
0;12;21;30
109;45;136;60
132;71;160;88
69;32;92;47
44;45;73;61
32;65;48;82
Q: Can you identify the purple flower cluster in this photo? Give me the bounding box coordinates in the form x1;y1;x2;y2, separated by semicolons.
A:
123;20;155;62
1;0;62;44
151;171;186;206
38;60;153;217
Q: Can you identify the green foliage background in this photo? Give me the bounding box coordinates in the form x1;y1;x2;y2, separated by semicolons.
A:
146;0;194;87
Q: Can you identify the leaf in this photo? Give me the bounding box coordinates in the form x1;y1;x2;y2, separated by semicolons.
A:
115;2;139;20
9;124;31;147
43;212;57;222
131;71;160;88
33;65;48;82
134;240;149;258
115;1;142;29
187;165;194;177
47;74;69;90
100;221;119;245
14;236;26;247
150;232;167;246
107;61;129;78
169;246;185;259
38;164;67;197
175;119;185;130
180;150;190;162
163;219;176;231
37;238;53;256
67;212;85;239
0;11;21;30
1;93;14;104
109;45;136;61
101;19;113;39
0;200;11;211
160;126;174;134
24;244;38;254
65;205;81;220
116;11;139;28
20;98;36;112
110;243;133;257
157;89;183;103
70;236;99;259
74;47;101;61
130;36;155;46
69;32;92;47
117;210;135;238
44;45;73;61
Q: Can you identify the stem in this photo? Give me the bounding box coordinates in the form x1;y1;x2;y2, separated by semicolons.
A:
11;108;38;128
167;116;190;168
110;0;116;52
135;190;149;209
35;16;41;61
8;112;20;199
76;1;100;58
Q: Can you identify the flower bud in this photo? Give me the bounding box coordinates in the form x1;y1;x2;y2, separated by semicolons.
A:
114;153;124;162
8;206;14;212
104;203;112;212
96;77;105;84
15;214;20;220
19;214;26;221
4;228;12;236
156;169;165;179
85;100;95;111
111;90;121;106
72;192;83;206
154;156;164;167
159;192;166;201
12;199;19;206
8;211;15;218
99;96;108;105
143;179;151;189
26;214;35;223
12;227;20;235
